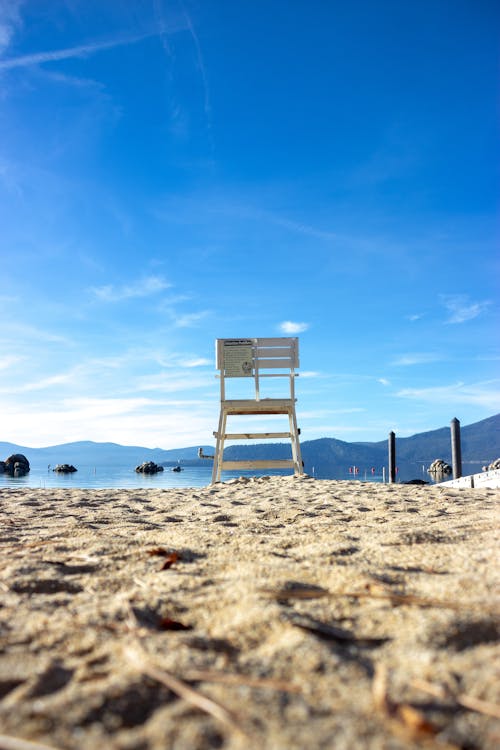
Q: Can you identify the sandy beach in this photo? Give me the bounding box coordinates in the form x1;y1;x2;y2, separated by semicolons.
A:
0;476;498;750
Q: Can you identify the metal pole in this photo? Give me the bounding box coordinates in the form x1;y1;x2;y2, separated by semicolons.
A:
388;431;396;483
450;417;462;479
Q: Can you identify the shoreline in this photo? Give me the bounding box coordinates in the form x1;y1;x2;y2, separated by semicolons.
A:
0;477;498;749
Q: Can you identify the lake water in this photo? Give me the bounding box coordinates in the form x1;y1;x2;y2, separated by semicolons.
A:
0;461;440;489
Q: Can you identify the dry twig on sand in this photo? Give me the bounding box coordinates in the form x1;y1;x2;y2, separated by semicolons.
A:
411;678;500;720
0;734;65;750
260;585;500;613
181;669;302;693
123;645;245;735
372;665;461;750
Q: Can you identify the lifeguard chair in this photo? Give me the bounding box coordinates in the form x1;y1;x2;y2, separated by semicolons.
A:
211;337;303;483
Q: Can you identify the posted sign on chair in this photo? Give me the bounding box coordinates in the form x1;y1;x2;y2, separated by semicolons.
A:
211;337;303;483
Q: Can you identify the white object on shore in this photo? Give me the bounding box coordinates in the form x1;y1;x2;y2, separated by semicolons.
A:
440;468;500;489
212;337;303;483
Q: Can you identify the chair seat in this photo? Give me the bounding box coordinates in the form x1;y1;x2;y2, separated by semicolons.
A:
221;398;296;415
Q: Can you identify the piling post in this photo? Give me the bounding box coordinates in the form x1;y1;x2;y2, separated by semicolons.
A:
450;417;462;479
388;431;396;483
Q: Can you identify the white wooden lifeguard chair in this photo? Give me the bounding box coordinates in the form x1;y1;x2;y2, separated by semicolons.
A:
211;337;303;483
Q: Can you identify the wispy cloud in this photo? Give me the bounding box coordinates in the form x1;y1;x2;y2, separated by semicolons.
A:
0;371;76;394
0;0;22;55
391;353;443;366
279;321;309;334
378;378;391;386
135;372;209;393
0;31;156;71
91;276;171;302
0;395;217;448
440;294;491;324
397;380;500;410
173;311;210;328
0;354;23;371
0;322;71;345
180;1;213;150
265;212;337;241
180;357;211;367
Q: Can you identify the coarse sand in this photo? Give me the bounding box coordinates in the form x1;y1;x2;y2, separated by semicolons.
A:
0;476;498;750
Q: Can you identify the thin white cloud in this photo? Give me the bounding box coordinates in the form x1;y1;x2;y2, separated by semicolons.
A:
279;321;309;334
397;380;500;410
180;357;211;367
91;276;171;302
0;0;22;55
180;2;213;150
300;407;365;419
0;322;71;345
440;294;491;324
0;354;23;371
0;394;218;448
266;212;337;241
173;311;210;328
391;353;443;366
378;378;391;386
135;372;210;393
0;371;75;394
407;313;424;322
0;30;157;71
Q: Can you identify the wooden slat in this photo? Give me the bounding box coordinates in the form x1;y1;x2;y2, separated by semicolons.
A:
255;338;298;367
221;460;295;471
214;432;291;439
254;347;294;357
254;357;294;369
252;337;297;347
221;401;295;415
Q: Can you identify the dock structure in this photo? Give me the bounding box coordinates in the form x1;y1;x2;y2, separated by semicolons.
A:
439;468;500;489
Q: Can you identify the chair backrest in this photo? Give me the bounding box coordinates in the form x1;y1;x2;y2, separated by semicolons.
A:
215;337;299;401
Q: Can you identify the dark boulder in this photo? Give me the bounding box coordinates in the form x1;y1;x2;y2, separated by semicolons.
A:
53;464;77;473
135;461;164;474
427;459;452;475
3;454;30;477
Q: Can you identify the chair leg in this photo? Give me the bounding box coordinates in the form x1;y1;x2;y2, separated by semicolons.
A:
289;408;303;476
212;409;225;484
212;409;224;484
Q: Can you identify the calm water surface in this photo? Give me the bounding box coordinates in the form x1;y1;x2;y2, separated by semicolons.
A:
0;461;439;489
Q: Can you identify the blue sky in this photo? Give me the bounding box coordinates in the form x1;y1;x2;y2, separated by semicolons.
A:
0;0;498;449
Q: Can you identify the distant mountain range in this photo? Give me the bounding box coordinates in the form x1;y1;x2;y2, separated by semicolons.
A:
1;414;498;478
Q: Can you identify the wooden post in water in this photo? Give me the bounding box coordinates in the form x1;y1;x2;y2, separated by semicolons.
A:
388;431;396;483
450;417;462;479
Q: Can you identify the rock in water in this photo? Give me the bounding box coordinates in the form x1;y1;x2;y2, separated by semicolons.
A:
427;458;452;475
135;461;164;474
2;454;30;477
